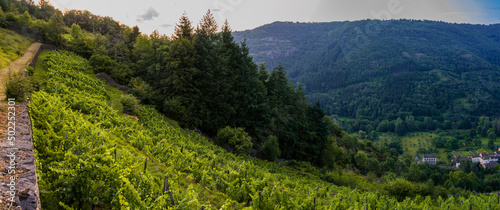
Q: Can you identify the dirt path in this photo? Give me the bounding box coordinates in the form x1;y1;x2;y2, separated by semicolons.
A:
0;42;42;101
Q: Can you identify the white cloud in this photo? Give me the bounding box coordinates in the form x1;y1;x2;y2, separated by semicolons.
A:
137;7;160;22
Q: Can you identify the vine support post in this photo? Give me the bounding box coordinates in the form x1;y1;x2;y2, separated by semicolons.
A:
144;158;148;171
164;175;175;206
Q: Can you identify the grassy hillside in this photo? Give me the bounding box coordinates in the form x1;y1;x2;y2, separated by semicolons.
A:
0;28;33;68
233;20;500;132
29;49;500;209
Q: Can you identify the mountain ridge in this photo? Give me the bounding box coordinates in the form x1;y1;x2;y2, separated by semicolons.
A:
233;19;500;132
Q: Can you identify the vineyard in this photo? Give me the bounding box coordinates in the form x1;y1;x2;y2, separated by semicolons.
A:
29;50;500;209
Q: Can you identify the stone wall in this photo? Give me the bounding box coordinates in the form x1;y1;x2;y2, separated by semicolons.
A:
0;102;40;209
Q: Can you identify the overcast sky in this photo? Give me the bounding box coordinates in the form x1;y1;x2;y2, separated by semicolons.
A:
49;0;500;36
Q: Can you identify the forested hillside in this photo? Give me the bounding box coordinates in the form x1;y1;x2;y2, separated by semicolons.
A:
233;20;500;134
5;0;500;208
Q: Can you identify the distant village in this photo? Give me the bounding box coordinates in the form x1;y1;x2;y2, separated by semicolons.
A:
416;150;500;169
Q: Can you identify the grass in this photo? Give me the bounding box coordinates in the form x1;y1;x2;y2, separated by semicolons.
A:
32;49;51;83
378;132;435;158
457;150;471;157
377;131;500;165
0;28;34;68
437;149;450;164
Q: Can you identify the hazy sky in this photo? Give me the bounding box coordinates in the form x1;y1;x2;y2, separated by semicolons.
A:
49;0;500;36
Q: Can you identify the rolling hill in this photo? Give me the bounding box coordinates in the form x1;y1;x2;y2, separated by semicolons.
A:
233;20;500;132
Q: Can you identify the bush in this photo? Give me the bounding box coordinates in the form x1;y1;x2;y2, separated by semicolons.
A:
260;135;280;161
89;46;115;74
384;178;431;201
215;126;253;154
5;12;17;23
5;72;33;102
25;66;34;76
0;8;6;27
128;77;153;103
119;94;140;115
110;62;132;84
163;96;187;122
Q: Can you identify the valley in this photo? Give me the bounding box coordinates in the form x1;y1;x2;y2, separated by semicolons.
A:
2;0;500;208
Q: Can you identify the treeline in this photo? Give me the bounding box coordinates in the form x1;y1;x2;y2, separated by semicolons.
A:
340;111;500;139
124;12;339;166
0;1;341;167
430;117;500;150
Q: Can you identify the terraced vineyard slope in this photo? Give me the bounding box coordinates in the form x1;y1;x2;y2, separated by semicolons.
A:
29;49;500;209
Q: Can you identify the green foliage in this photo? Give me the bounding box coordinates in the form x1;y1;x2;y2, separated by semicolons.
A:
0;27;33;68
369;130;379;141
354;151;369;174
163;96;187;123
68;23;94;58
122;10;337;168
260;135;280;161
234;20;500;134
395;117;407;136
46;13;65;45
128;77;153;103
0;6;7;27
5;72;33;102
111;62;133;84
447;138;460;150
384;178;432;201
25;66;34;76
215;126;253;154
119;94;140;115
17;10;31;26
89;45;115;74
173;12;193;39
23;18;500;209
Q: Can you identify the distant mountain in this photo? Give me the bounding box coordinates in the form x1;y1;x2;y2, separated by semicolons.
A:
233;20;500;132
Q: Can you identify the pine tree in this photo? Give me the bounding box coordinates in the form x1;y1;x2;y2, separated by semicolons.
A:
197;10;218;36
162;14;201;127
194;10;225;133
174;12;193;39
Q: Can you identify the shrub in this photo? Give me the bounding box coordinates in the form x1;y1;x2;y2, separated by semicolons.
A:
384;178;432;201
260;135;280;161
89;46;115;74
163;96;187;122
215;126;253;154
128;77;153;103
5;12;17;23
5;72;33;102
25;66;34;76
119;94;140;115
110;62;132;84
0;8;6;27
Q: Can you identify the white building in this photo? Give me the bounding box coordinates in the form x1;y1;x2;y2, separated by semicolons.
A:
469;155;480;163
423;154;437;164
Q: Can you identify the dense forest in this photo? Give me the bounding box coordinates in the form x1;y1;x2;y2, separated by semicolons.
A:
233;20;500;135
4;0;500;208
